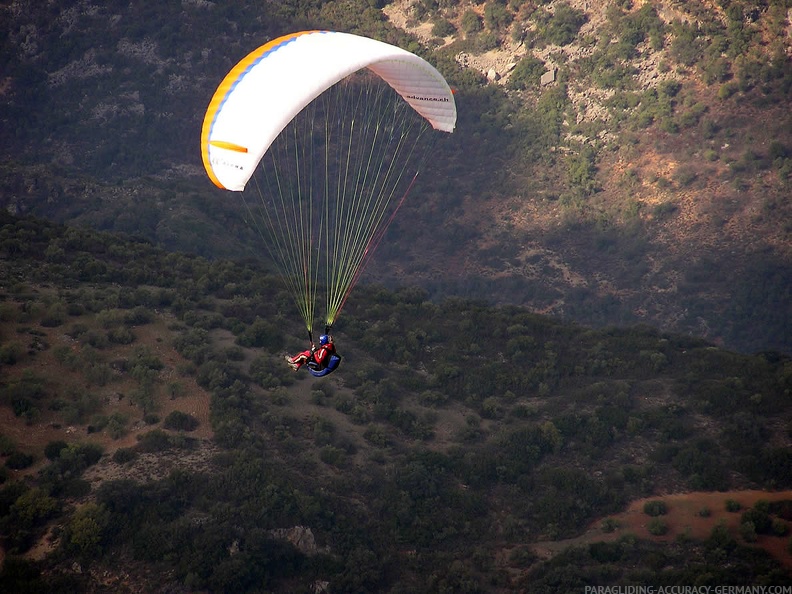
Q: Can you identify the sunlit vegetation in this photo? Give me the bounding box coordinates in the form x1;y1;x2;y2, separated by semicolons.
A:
0;214;790;590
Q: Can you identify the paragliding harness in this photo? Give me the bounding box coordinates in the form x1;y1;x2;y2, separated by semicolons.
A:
306;327;341;378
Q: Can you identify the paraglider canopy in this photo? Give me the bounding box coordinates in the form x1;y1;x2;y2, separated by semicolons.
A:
202;30;456;192
201;31;456;335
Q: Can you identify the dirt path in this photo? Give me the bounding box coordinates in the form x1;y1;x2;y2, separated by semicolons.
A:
533;490;792;569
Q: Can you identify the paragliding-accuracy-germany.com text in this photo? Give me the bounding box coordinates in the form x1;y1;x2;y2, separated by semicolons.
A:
583;586;792;594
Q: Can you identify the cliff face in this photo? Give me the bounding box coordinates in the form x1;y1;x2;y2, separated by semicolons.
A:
1;0;791;353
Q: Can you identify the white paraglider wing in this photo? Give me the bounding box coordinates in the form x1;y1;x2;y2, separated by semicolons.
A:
201;30;456;191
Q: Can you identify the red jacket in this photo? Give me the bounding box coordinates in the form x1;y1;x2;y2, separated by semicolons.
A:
311;343;336;368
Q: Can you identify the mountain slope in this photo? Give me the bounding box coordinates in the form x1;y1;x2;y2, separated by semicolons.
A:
1;213;791;591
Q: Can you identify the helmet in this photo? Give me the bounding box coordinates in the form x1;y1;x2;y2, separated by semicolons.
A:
319;334;330;345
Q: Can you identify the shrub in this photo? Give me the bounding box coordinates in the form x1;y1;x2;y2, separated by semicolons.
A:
163;411;199;432
0;434;17;456
740;520;757;542
106;413;128;439
484;1;513;31
741;505;772;534
772;518;788;536
44;440;68;461
225;346;245;361
653;201;678;218
112;448;138;464
508;55;546;90
461;9;482;35
643;500;668;516
533;2;587;46
136;429;174;452
0;342;23;364
431;18;456;37
673;166;697;187
107;326;135;345
6;451;35;470
725;499;742;512
718;81;739;100
647;517;668;536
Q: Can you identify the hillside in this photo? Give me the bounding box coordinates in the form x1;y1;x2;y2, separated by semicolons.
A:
0;0;790;355
1;214;791;591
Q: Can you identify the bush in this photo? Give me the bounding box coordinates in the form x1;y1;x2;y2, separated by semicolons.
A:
136;430;174;452
647;517;668;536
484;1;513;31
44;440;68;461
741;505;772;534
6;451;35;470
0;434;17;456
461;9;482;35
143;413;160;425
107;326;135;345
771;518;788;536
532;2;587;46
508;55;546;91
0;342;23;364
725;499;742;512
431;18;455;37
163;411;199;432
740;520;757;542
112;448;138;464
643;500;668;516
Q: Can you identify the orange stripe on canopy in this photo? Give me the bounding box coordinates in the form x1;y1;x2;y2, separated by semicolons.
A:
200;30;318;189
209;140;249;153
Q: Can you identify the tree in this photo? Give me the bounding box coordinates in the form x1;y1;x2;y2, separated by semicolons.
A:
484;1;513;31
461;9;482;36
508;54;546;90
163;411;199;432
63;503;110;559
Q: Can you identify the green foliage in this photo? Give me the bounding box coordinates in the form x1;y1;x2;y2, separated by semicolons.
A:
1;371;46;423
1;185;792;589
0;434;16;456
670;20;706;66
163;410;199;432
3;487;58;551
61;503;111;560
643;499;668;517
566;144;600;195
431;18;456;37
44;440;68;461
136;429;196;453
647;517;668;536
461;9;482;35
601;517;620;533
5;451;34;470
739;520;757;542
236;317;284;352
112;448;138;465
484;1;513;31
508;54;546;91
725;499;743;512
741;502;772;535
0;342;24;365
531;2;587;47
